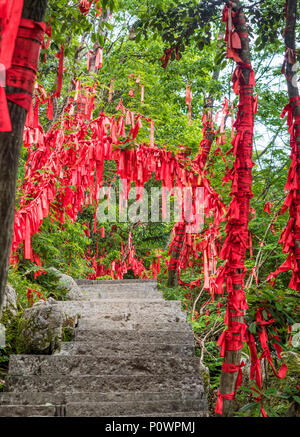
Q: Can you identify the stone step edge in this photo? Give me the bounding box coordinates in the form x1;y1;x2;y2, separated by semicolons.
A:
0;405;61;416
9;354;200;362
72;300;169;305
59;341;195;348
6;374;205;385
65;399;206;414
76;279;157;285
59;300;179;305
113;412;209;417
0;391;205;403
74;329;194;336
74;329;193;333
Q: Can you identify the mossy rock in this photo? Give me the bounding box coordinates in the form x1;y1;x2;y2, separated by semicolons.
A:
17;299;78;354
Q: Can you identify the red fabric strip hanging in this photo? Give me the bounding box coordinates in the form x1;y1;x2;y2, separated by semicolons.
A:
53;44;64;98
0;0;24;131
6;18;46;111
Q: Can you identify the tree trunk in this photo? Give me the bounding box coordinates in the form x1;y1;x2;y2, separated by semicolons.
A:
0;0;48;313
217;0;254;416
167;223;185;287
284;0;300;286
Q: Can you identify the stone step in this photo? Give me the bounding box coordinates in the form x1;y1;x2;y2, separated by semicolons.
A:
0;390;204;406
81;291;163;300
79;282;159;290
3;277;208;417
121;412;208;417
76;319;188;330
55;341;194;357
76;279;157;287
59;299;182;314
74;329;194;343
78;282;159;295
0;392;64;405
65;399;207;417
9;355;200;376
0;405;58;417
6;373;204;393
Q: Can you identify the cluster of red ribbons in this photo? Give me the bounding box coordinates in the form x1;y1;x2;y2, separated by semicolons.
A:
86;232;164;280
215;4;288;417
128;73;145;103
167;101;228;289
160;47;180;68
245;308;288;415
222;4;248;64
47;44;64;120
170;95;236;290
0;1;46;131
78;0;102;16
168;222;186;272
27;288;45;306
267;96;300;291
196;107;216;170
12;86;224;266
0;0;23;131
87;46;103;71
172;225;222;293
215;4;257;415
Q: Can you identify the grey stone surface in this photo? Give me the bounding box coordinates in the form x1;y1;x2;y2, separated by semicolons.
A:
65;390;206;403
0;390;205;405
9;355;201;376
2;278;208;417
58;299;183;315
48;267;83;300
19;298;78;354
74;329;194;343
56;341;194;357
0;392;64;405
0;405;58;417
2;285;18;316
76;279;157;286
81;290;163;300
76;319;190;330
124;411;209;417
66;399;207;417
6;374;205;393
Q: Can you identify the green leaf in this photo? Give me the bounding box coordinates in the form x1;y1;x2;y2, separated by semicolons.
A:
262;309;269;320
239;402;258;412
293;396;300;404
265;387;277;396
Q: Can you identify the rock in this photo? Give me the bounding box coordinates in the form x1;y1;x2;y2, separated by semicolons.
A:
18;299;79;354
48;267;83;300
2;285;17;317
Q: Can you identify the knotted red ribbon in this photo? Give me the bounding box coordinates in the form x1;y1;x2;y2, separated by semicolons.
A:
6;18;46;111
215;391;236;415
222;361;245;391
0;0;24;131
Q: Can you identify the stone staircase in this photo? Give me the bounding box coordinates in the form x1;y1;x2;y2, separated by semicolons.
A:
0;279;208;417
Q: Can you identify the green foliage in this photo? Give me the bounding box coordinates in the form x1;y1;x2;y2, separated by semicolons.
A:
0;309;25;386
30;216;91;278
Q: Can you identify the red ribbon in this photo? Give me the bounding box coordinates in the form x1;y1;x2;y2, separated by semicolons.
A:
215;391;236;415
6;18;45;112
53;44;64;98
